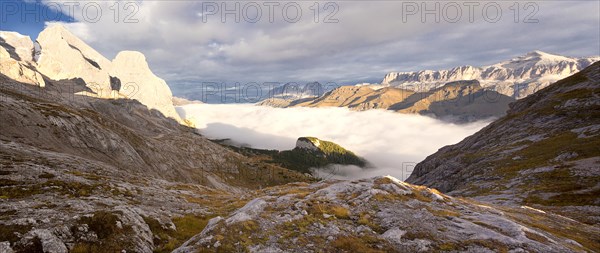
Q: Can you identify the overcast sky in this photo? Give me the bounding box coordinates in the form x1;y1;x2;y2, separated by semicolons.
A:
2;0;599;96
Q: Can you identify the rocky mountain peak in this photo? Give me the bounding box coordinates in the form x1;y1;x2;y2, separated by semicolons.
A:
0;31;45;87
35;24;113;94
296;137;321;151
111;50;180;121
0;31;34;62
113;51;149;69
0;25;181;122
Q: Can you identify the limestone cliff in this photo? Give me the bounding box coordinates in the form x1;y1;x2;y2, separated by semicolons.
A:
2;25;182;122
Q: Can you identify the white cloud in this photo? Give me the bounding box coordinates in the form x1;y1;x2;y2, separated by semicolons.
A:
37;1;600;93
177;104;489;180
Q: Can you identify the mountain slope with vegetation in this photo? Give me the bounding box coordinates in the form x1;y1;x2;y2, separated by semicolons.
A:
214;137;368;174
407;62;600;224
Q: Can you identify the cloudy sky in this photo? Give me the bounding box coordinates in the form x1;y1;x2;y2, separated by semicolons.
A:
2;0;599;96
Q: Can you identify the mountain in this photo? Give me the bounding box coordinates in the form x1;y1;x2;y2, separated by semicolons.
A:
256;51;597;122
382;51;599;99
174;176;599;252
0;27;311;252
257;82;325;107
172;65;600;252
2;25;181;122
291;85;415;110
0;32;45;87
213;137;368;174
262;80;516;122
406;62;600;224
391;80;516;121
267;82;324;100
2;25;599;253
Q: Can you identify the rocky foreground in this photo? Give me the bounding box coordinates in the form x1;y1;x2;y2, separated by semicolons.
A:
174;176;598;252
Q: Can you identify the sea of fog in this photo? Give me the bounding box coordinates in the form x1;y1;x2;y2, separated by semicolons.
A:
176;104;490;181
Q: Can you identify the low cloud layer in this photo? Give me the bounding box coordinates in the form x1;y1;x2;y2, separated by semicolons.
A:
177;104;489;180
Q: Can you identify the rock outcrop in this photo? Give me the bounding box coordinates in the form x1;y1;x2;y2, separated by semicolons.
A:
406;62;600;224
35;25;114;95
0;32;45;87
213;137;368;174
382;51;599;99
111;51;180;121
175;176;600;252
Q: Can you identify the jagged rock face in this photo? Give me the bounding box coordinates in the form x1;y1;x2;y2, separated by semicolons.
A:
111;51;180;121
296;137;320;151
1;25;181;122
0;47;45;88
0;32;45;87
174;176;599;252
35;25;114;95
406;62;600;224
382;51;599;99
0;32;35;62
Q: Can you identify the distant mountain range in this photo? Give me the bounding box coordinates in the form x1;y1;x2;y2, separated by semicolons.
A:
382;51;599;99
258;51;598;122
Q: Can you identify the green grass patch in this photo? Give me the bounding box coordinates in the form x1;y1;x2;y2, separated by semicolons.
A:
144;214;213;253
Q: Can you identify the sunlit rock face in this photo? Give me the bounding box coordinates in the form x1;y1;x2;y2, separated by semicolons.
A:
35;25;114;95
0;31;35;62
295;137;320;151
0;32;46;87
111;51;181;121
1;24;181;122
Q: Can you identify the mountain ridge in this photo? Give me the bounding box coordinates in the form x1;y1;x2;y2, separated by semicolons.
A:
382;51;599;99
